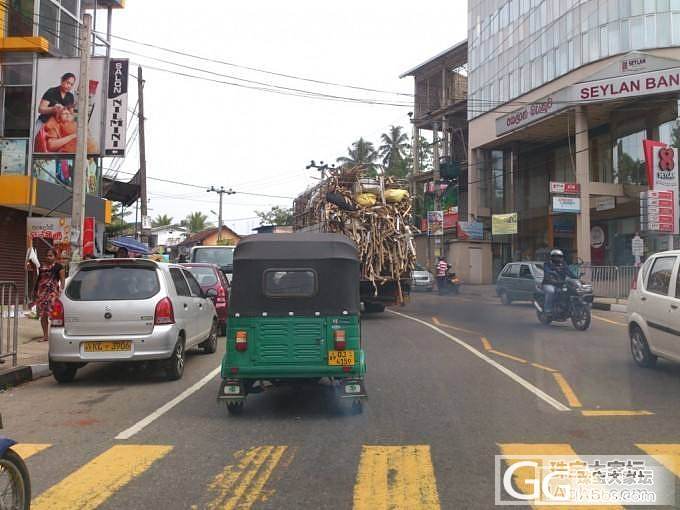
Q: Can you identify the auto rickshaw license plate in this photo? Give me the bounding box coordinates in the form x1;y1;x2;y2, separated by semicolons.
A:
328;350;354;366
83;341;132;352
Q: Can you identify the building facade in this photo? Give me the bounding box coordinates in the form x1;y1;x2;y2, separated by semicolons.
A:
467;0;680;278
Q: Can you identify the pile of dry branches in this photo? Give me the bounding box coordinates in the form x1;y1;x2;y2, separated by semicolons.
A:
294;166;417;302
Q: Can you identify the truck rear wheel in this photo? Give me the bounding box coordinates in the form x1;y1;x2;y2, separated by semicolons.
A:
364;303;385;313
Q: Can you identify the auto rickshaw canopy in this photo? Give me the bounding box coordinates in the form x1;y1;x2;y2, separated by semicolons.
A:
229;233;360;317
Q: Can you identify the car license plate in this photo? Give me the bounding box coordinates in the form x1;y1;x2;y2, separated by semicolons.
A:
83;341;132;352
328;350;354;366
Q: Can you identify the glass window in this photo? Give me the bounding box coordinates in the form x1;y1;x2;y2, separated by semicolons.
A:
186;266;218;287
646;256;676;295
620;19;631;51
0;61;32;86
504;264;520;277
182;269;203;297
658;0;670;9
582;30;591;62
599;0;608;25
645;14;656;47
170;268;191;297
59;10;79;57
2;87;32;138
590;132;613;183
608;0;620;20
644;0;656;12
264;270;317;297
631;16;644;48
657;13;671;44
61;0;78;16
600;25;608;57
620;0;632;16
589;28;599;61
672;0;680;9
673;13;680;44
608;21;619;54
67;266;161;301
39;0;60;49
613;129;647;185
632;0;644;15
520;265;533;279
7;0;33;37
192;247;234;268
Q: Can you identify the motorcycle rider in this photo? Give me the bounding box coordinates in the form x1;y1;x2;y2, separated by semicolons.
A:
542;249;578;316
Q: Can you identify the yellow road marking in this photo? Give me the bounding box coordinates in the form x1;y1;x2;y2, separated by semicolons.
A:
498;444;623;509
489;349;528;364
552;373;582;408
480;336;493;351
353;445;441;510
12;443;51;460
32;444;172;510
431;317;479;335
531;362;558;373
592;314;626;326
581;410;654;416
636;444;680;477
206;446;288;510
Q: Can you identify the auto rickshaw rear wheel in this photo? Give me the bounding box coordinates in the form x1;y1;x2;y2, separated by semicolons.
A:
226;402;244;415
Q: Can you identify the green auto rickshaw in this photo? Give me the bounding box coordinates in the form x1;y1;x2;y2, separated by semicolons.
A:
217;232;367;414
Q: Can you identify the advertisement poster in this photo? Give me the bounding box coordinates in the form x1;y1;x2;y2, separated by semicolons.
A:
27;217;72;260
33;57;106;156
457;221;484;240
552;196;581;213
33;158;99;194
427;211;444;236
642;142;679;234
0;139;28;175
104;59;130;156
492;213;518;235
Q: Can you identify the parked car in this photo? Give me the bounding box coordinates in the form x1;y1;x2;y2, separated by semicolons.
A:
496;261;544;304
411;263;435;291
182;263;229;336
627;251;680;368
190;245;236;280
48;258;218;383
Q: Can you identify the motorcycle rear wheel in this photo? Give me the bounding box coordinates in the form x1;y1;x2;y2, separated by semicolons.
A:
0;448;31;510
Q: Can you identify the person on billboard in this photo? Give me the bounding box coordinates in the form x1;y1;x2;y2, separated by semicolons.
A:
36;73;76;131
34;107;99;154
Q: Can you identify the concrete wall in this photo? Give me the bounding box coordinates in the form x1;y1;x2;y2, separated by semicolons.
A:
446;240;493;284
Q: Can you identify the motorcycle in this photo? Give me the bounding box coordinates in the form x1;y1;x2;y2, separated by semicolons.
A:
533;277;593;331
438;268;461;295
0;414;31;510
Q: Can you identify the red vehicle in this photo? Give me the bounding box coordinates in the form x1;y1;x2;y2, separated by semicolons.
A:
182;263;229;335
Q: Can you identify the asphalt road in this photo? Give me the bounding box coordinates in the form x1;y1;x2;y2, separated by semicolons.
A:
2;291;680;509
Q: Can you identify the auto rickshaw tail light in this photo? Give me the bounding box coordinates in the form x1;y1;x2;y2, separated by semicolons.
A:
235;330;248;351
334;330;346;349
51;299;64;327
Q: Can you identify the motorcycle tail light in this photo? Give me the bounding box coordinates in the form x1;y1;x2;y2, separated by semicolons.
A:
51;299;64;327
235;330;248;352
334;330;346;350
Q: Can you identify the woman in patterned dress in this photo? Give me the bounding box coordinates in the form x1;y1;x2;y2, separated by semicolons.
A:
33;249;65;342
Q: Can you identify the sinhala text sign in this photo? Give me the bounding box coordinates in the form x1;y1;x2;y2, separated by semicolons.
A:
492;213;518;235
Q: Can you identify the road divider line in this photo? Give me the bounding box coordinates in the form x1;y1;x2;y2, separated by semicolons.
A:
552;373;582;408
531;362;558;373
115;366;221;440
489;349;528;364
206;446;288;510
592;314;626;327
635;444;680;477
12;443;51;460
391;310;570;411
353;445;441;510
480;337;493;351
32;444;172;510
582;410;654;416
431;316;480;335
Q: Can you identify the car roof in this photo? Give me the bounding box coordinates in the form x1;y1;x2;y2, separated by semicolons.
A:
648;250;680;257
182;262;219;268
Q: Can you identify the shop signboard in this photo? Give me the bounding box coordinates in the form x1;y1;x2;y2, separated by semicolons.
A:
496;89;570;136
641;144;679;234
104;59;130;156
552;196;581;213
457;221;484;240
549;182;580;194
0;139;28;175
427;211;443;236
595;196;616;211
573;66;680;103
492;213;518;235
640;190;677;233
443;212;458;231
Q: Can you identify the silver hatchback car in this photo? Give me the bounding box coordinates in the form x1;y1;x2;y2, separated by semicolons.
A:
49;259;218;383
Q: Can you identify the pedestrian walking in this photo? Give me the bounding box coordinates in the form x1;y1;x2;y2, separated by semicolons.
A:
436;257;448;295
32;248;65;342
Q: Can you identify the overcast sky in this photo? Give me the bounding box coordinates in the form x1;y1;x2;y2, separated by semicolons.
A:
103;1;467;234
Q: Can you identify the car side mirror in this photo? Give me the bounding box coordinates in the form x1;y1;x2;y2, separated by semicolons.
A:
205;288;218;298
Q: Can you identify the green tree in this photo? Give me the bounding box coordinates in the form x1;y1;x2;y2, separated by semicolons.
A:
152;214;173;227
378;125;410;177
105;203;133;237
337;137;378;175
182;211;213;233
255;205;294;226
414;135;434;172
671;120;680;149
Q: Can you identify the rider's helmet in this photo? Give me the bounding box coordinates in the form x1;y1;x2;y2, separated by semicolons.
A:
550;249;564;263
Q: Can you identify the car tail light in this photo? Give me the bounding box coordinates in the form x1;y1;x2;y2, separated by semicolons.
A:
334;330;346;350
154;297;175;325
235;330;248;352
216;286;227;304
51;299;64;327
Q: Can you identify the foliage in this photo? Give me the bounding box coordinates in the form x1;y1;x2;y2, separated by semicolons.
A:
379;125;410;177
181;211;213;233
152;214;173;227
105;202;133;237
337;137;378;176
255;205;294;226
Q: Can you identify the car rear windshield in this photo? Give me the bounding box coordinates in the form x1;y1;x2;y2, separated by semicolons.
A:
263;269;316;297
186;266;218;287
67;265;160;301
192;248;234;267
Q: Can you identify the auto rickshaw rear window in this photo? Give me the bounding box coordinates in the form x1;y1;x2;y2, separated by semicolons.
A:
263;269;317;297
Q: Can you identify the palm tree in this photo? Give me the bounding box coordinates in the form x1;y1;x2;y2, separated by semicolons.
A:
337;137;378;174
152;214;173;227
378;125;410;172
182;211;213;233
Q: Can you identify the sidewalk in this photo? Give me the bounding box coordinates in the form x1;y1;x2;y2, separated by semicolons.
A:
0;313;51;388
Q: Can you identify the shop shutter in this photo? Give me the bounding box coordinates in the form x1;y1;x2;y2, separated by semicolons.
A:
0;207;28;302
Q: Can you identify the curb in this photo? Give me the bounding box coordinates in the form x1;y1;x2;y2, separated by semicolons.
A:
593;302;627;313
0;363;51;389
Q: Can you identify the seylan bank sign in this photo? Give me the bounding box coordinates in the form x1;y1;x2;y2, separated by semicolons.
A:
496;52;680;136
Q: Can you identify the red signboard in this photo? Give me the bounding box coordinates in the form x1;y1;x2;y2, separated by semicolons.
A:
549;182;580;194
443;212;458;230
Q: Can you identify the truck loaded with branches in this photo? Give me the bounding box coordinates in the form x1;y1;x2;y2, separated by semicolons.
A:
293;165;416;312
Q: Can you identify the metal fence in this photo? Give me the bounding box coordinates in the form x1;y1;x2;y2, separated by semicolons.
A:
0;282;19;368
583;265;638;300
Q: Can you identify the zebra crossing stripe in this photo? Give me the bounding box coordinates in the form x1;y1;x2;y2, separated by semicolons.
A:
31;444;172;510
353;445;441;510
636;444;680;478
11;443;51;460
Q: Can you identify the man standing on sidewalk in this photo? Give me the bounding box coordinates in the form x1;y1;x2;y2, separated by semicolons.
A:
436;257;449;295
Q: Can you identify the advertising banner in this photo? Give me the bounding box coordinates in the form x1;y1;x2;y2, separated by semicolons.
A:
427;211;443;236
549;182;580;194
457;221;484;240
443;212;458;231
27;217;72;259
33;57;106;156
104;59;129;156
0;139;28;175
552;196;581;213
492;213;518;235
642;143;679;234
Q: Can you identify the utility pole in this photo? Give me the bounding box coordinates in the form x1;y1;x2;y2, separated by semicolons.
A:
137;65;149;243
207;186;235;242
70;13;92;272
306;160;335;179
